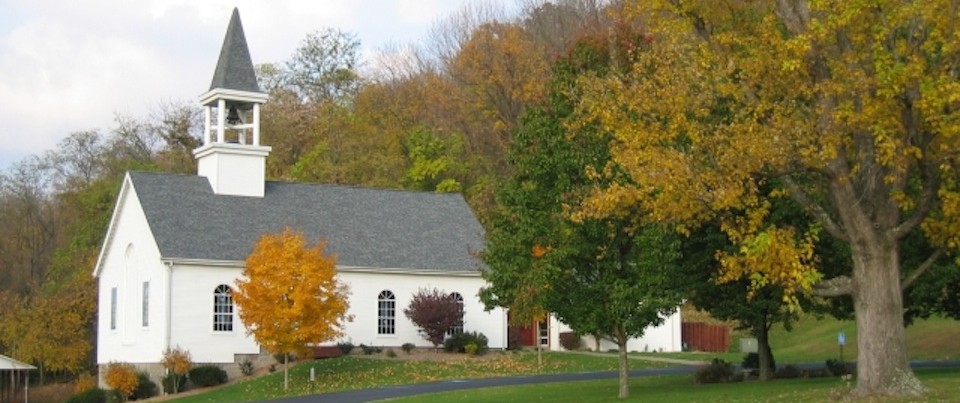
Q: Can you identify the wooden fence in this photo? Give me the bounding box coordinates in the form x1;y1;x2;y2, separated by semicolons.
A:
681;322;730;352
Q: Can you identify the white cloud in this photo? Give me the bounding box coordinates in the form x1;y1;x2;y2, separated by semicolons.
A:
0;0;487;171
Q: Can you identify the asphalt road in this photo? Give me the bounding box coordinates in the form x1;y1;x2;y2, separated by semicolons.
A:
269;366;694;403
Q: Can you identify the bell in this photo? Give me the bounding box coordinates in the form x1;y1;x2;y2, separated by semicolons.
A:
226;105;243;125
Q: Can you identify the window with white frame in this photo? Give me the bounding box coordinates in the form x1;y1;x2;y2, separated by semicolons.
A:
142;281;150;327
539;320;549;346
110;287;118;330
213;284;234;332
378;290;396;335
447;292;464;336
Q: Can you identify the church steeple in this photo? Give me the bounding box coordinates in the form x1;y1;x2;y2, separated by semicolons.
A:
194;8;271;198
208;8;261;94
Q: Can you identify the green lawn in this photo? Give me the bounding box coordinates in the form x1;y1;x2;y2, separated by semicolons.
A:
171;351;658;402
171;315;960;402
390;367;960;402
632;315;960;365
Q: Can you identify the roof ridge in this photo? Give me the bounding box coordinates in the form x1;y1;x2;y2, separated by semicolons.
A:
265;179;467;197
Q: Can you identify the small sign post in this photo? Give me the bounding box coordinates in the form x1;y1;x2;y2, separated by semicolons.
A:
838;332;846;364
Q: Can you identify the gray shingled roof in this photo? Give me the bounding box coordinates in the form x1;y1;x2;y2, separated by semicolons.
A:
208;8;261;93
129;171;485;272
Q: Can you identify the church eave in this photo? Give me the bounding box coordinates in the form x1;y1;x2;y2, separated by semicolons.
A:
156;258;481;276
199;88;268;106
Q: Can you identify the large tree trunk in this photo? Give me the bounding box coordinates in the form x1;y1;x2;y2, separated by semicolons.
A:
616;328;629;399
850;237;923;396
756;323;774;381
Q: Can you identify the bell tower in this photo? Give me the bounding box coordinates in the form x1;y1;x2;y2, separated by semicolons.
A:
194;8;271;197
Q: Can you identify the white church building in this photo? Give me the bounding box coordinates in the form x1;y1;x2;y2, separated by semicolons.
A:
93;8;680;385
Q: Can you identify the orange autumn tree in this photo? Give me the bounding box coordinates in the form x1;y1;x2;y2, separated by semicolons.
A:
234;228;350;390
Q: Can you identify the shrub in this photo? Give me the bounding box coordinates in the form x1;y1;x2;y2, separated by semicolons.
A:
132;372;157;400
189;365;228;387
444;331;489;354
239;359;255;376
73;373;98;395
162;373;188;394
693;359;739;384
774;364;802;379
386;348;397;358
401;343;416;354
403;288;464;348
66;387;108;403
360;344;378;355
805;368;834;378
337;342;355;355
104;362;139;400
464;342;478;355
160;347;192;393
825;359;854;376
559;332;581;351
741;352;775;375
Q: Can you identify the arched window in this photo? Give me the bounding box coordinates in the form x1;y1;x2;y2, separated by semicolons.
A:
447;292;465;336
378;290;396;335
213;285;234;332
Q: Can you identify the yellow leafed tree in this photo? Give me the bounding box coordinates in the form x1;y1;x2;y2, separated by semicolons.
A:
574;0;960;397
234;228;351;390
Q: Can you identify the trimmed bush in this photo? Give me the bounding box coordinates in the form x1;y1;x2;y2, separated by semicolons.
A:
693;359;740;384
559;332;581;351
162;374;188;394
825;359;854;376
386;348;397;358
359;344;379;355
774;364;802;379
401;343;416;354
66;387;108;403
741;352;775;375
337;342;355;355
189;365;228;387
464;342;479;355
444;331;489;354
806;368;834;378
131;372;157;400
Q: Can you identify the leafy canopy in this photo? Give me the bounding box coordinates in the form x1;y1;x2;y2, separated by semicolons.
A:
234;228;351;358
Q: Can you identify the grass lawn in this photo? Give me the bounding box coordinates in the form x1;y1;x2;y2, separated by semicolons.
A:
170;315;960;402
391;367;960;402
170;351;662;402
632;314;960;365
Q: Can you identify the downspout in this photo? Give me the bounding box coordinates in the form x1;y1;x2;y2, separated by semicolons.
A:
164;261;173;354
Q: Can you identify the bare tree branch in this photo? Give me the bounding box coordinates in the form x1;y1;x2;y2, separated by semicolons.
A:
892;161;938;240
901;248;945;290
812;275;853;297
774;0;811;34
781;175;849;242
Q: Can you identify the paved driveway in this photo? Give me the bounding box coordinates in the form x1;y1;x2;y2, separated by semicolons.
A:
269;366;695;403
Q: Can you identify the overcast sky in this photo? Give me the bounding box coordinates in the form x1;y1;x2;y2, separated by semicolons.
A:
0;0;497;171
